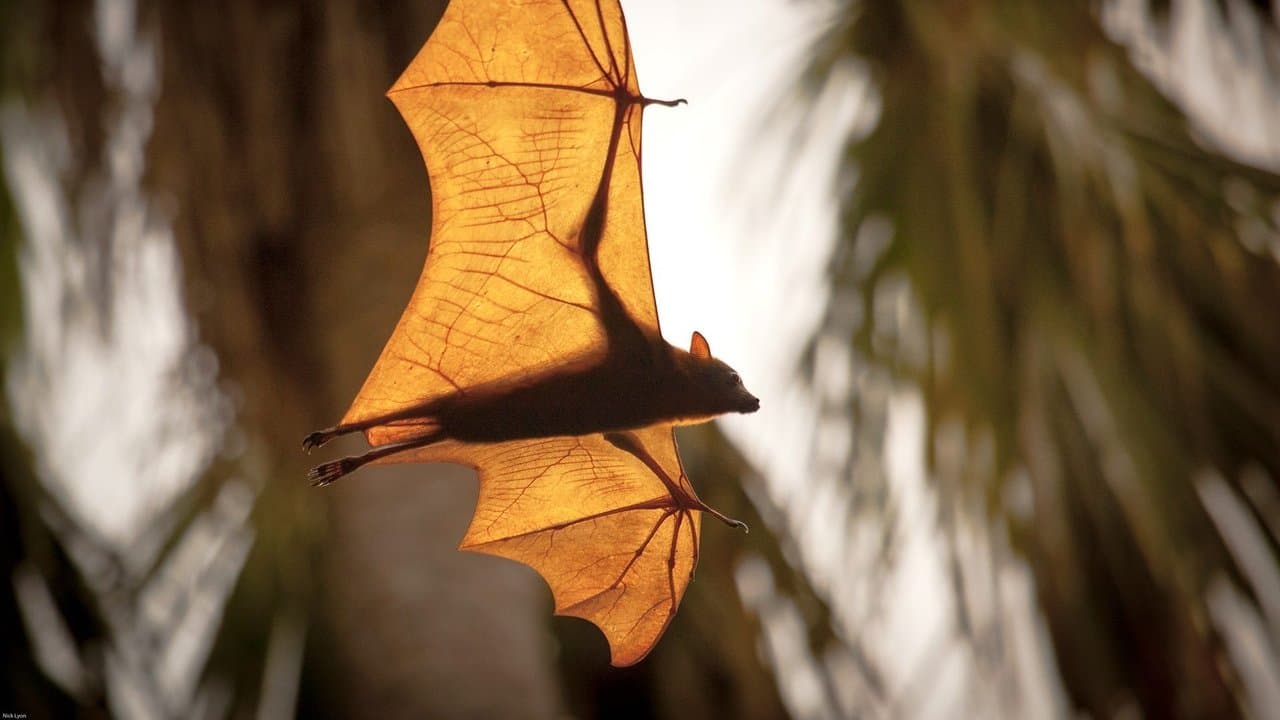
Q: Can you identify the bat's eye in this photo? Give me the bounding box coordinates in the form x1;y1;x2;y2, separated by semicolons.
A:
726;371;740;386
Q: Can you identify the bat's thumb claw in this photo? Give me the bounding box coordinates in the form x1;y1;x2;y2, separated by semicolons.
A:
641;95;687;109
701;503;749;533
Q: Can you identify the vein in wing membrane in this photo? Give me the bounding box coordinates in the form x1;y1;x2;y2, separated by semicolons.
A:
347;87;614;434
595;102;660;337
391;0;635;94
346;0;663;443
460;427;701;666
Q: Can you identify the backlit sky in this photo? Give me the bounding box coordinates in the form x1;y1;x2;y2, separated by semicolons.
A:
622;1;1010;716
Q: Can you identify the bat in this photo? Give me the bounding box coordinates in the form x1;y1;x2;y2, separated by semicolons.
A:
304;0;759;666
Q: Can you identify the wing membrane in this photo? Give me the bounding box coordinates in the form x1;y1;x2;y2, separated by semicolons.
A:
318;0;714;667
345;0;661;445
390;0;636;93
460;425;701;666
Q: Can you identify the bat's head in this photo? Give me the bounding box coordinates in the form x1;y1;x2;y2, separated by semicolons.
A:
684;331;760;416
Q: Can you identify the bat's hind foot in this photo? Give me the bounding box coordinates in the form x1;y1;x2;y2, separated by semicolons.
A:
303;428;338;452
308;433;444;487
308;458;356;487
698;502;749;534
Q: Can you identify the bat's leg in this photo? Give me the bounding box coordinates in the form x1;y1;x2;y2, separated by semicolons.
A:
603;431;749;533
303;421;383;452
302;425;349;451
307;433;440;487
303;413;438;451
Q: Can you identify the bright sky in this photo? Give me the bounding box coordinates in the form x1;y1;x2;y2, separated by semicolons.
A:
624;2;1067;717
625;0;950;714
628;1;1280;716
625;0;843;527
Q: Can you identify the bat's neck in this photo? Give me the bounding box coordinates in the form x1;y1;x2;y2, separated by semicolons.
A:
631;345;728;424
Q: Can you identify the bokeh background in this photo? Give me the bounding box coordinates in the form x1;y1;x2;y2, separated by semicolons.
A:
3;0;1280;718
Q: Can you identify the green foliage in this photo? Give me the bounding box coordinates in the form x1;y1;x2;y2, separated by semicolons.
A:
804;1;1280;716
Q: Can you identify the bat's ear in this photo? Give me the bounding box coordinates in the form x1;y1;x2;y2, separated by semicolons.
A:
690;331;712;360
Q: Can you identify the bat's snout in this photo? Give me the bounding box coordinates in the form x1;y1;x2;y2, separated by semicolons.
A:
740;393;760;414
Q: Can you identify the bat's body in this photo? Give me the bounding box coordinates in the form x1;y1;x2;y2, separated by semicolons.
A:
305;0;758;666
307;332;756;466
305;74;756;484
443;345;759;440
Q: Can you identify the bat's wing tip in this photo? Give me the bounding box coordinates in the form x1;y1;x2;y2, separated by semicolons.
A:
601;623;661;667
609;653;646;668
385;72;416;99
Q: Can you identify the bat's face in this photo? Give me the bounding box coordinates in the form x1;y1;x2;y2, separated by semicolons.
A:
678;330;758;421
687;355;760;418
713;359;760;414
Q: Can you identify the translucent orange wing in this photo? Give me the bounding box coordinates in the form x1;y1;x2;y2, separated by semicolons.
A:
459;424;701;666
345;0;660;449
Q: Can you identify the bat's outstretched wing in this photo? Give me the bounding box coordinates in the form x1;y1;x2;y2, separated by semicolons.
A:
459;424;701;666
346;0;661;449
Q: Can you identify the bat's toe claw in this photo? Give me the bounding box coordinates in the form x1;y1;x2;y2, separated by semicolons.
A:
308;459;351;488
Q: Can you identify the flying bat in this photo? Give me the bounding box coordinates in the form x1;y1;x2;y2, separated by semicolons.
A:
304;0;759;666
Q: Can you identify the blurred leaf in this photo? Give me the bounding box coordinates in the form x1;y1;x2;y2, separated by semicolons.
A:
801;0;1280;716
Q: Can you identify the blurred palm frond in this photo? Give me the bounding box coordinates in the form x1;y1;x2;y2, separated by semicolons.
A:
800;0;1280;716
